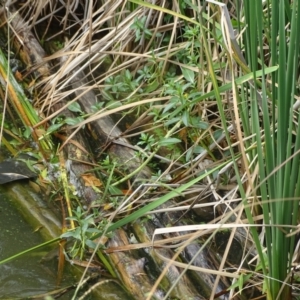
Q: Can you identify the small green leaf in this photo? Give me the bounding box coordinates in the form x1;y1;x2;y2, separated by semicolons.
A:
158;138;181;146
165;117;181;126
228;273;252;294
68;102;82;113
46;123;63;134
106;100;122;109
109;185;122;195
86;228;100;234
85;239;97;249
145;80;159;93
163;102;176;114
181;110;190;126
60;232;74;239
190;117;209;129
23;127;31;139
65;116;84;125
181;67;195;83
213;129;223;140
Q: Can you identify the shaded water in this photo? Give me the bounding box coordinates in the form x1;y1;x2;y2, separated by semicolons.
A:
0;184;134;300
0;186;74;299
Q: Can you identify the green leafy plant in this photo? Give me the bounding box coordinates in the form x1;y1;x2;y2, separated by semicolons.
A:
61;207;101;260
6;0;300;299
130;16;153;42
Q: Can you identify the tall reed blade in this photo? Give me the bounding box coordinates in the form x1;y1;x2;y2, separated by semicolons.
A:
242;0;300;298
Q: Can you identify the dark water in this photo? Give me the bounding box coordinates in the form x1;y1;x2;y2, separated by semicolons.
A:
0;188;74;299
0;186;133;300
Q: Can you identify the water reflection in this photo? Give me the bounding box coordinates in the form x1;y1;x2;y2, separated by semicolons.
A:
0;188;72;298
